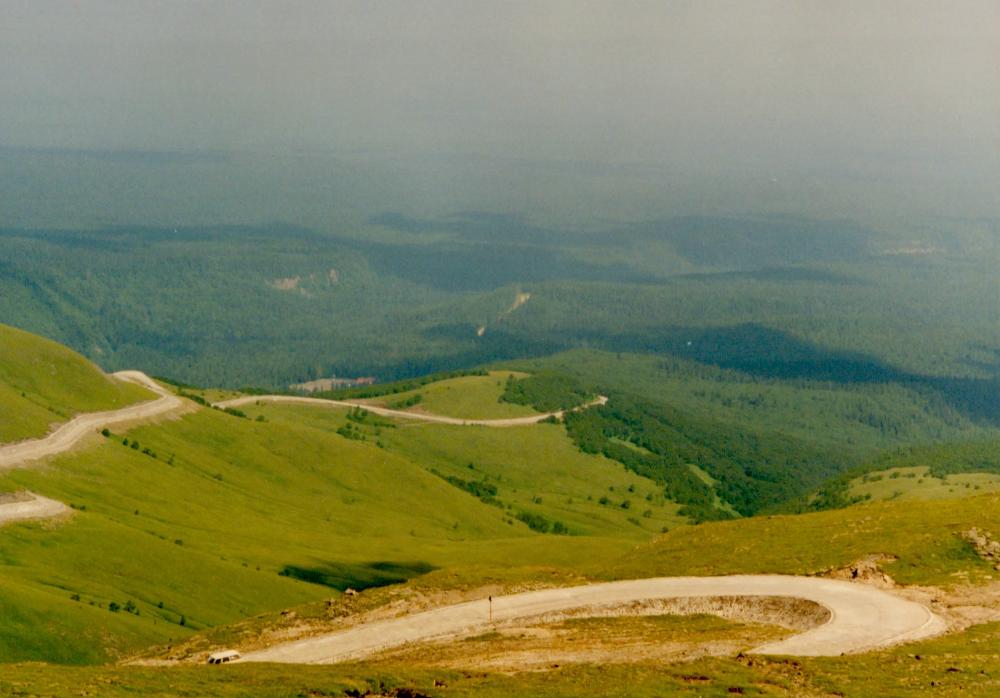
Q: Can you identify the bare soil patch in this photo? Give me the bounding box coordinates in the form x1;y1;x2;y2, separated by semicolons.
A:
368;607;795;671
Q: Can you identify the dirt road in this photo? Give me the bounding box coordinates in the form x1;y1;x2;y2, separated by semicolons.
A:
242;575;945;663
214;394;608;427
0;371;185;471
0;492;69;526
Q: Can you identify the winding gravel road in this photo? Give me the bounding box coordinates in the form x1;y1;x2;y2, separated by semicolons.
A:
0;378;947;660
214;394;608;427
242;575;945;663
0;371;185;471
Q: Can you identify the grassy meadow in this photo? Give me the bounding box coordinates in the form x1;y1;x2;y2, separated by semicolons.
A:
609;493;1000;587
848;466;1000;503
246;400;686;538
361;371;539;420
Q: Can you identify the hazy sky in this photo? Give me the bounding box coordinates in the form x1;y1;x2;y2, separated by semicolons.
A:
2;1;998;176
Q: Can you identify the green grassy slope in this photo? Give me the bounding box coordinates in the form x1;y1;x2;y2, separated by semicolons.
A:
0;323;153;442
848;466;1000;503
363;371;539;419
495;351;1000;520
609;493;1000;586
245;401;685;538
0;385;668;663
807;436;1000;510
8;324;1000;694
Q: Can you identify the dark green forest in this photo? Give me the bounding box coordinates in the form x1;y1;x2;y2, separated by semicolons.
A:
502;370;860;520
1;219;997;397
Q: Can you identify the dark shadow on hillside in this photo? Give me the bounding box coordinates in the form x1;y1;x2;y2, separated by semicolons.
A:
371;211;878;270
279;560;437;592
371;321;1000;425
962;346;1000;377
626;215;875;268
601;324;907;384
673;266;866;286
590;323;1000;425
350;239;658;291
370;211;580;245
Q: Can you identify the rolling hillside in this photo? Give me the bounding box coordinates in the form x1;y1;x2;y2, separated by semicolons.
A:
0;323;153;443
0;327;672;663
4;325;1000;697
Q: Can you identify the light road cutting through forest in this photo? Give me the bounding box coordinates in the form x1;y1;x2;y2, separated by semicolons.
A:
242;575;945;663
214;394;608;426
0;371;185;471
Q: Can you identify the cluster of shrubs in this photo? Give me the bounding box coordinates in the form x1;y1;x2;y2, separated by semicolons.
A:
107;599;140;615
177;390;208;405
433;469;501;507
345;407;395;428
70;594;148;618
515;510;569;535
337;423;366;441
102;430;169;462
165;386;271;422
388;393;423;409
122;438;157;458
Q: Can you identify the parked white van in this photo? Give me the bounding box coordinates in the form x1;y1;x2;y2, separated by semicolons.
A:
207;649;241;665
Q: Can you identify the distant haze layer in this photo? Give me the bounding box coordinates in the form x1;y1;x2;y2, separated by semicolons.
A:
1;2;996;166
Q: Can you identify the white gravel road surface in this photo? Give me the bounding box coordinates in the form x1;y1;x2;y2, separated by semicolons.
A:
214;394;608;427
242;575;946;663
0;371;184;471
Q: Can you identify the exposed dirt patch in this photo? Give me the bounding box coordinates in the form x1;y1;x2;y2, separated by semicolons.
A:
462;596;829;634
503;291;531;317
822;554;898;588
478;291;532;336
893;580;1000;633
268;276;302;291
643;596;831;630
888;529;1000;632
0;491;71;526
268;270;338;293
813;556;1000;641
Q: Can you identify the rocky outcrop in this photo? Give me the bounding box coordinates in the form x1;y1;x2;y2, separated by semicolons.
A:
961;528;1000;570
